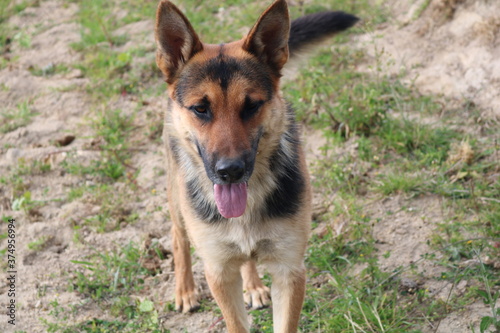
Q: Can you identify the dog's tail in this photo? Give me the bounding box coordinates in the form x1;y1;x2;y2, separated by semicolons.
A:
289;11;359;58
283;11;359;78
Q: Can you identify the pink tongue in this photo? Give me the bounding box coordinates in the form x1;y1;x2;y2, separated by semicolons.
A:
214;183;248;218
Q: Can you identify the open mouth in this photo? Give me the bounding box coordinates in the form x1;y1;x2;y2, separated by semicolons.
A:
213;182;248;218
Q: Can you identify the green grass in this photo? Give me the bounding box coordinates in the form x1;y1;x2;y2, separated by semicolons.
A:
90;108;135;180
374;171;426;196
70;243;150;299
68;0;161;101
0;159;51;218
72;0;128;49
41;243;165;332
0;0;38;23
0;101;37;133
282;3;499;331
69;183;139;233
13;29;31;48
29;63;70;77
75;49;137;98
0;0;42;70
28;235;51;251
62;108;135;182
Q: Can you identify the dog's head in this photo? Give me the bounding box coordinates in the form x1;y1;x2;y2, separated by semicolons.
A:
155;0;290;218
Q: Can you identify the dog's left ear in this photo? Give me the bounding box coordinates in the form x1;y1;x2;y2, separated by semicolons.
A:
243;0;290;73
155;0;203;84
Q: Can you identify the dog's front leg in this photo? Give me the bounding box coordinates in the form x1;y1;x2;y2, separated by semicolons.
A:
171;222;199;312
241;260;271;309
205;262;249;333
268;264;306;333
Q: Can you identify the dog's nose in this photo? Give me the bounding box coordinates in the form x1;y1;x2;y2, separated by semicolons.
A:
216;159;245;183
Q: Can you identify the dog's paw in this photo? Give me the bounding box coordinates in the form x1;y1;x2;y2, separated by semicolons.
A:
175;290;200;313
244;284;271;310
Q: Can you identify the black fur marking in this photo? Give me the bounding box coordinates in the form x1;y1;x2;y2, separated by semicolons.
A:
206;54;237;91
264;109;305;219
194;139;218;184
289;11;359;58
186;178;225;223
175;55;274;105
241;97;264;121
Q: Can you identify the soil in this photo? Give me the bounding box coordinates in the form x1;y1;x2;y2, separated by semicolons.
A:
0;0;499;332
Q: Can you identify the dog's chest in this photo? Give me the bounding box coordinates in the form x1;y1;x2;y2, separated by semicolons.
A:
215;220;276;260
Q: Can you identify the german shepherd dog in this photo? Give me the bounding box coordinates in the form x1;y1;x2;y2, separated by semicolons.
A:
154;1;357;331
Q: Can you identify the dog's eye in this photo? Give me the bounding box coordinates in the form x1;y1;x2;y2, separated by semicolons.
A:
241;99;264;121
189;104;211;121
193;105;207;113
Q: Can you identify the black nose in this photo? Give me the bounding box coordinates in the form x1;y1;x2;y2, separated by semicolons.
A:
216;159;245;183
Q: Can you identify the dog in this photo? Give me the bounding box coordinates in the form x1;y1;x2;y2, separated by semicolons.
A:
154;1;358;331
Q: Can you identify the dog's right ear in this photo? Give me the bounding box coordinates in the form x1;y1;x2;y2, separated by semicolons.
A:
155;0;203;84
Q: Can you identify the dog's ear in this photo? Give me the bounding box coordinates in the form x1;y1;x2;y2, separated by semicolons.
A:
243;0;290;73
155;0;203;84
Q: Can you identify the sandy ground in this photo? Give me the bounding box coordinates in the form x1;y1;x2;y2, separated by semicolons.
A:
358;0;500;123
0;0;499;332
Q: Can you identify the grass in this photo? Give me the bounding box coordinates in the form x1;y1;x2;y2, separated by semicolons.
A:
70;243;150;299
61;108;136;182
56;180;140;235
374;171;426;196
29;63;70;77
28;235;51;251
75;49;138;98
0;101;37;133
69;0;161;100
0;0;498;332
281;3;499;331
13;29;31;48
41;242;165;333
80;184;139;233
299;205;423;332
0;158;51;219
0;0;39;71
72;0;128;49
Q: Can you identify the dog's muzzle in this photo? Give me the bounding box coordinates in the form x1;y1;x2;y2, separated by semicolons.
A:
215;158;245;183
211;158;250;219
195;134;261;219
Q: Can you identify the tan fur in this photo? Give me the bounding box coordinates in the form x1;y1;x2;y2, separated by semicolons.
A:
156;1;312;332
241;260;271;309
